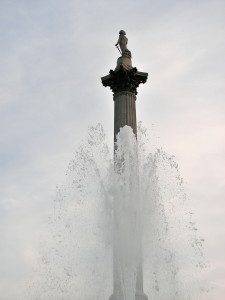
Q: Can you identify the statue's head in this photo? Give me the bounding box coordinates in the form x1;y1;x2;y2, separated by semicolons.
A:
119;30;126;35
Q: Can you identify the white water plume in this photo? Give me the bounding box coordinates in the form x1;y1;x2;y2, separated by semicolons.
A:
26;123;209;300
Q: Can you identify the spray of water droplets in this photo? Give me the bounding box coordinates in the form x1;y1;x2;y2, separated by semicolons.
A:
26;123;209;300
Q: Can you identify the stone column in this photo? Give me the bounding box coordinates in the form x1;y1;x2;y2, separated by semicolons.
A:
101;53;148;300
114;91;137;141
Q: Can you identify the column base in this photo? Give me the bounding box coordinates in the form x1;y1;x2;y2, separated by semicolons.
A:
109;292;148;300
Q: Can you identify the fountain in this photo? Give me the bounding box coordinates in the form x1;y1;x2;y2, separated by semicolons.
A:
27;31;209;300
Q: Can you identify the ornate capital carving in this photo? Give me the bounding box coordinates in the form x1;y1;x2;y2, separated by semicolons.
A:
101;66;148;96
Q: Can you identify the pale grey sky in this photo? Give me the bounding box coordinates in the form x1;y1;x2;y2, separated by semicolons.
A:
0;0;225;299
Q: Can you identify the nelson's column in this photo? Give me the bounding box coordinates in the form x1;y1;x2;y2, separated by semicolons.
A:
101;30;148;300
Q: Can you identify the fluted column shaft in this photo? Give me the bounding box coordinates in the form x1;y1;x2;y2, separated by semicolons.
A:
114;91;137;141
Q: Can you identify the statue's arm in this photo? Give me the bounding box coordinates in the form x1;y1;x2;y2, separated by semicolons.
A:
115;36;121;46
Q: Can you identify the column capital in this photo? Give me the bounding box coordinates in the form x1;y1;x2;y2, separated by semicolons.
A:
101;66;148;96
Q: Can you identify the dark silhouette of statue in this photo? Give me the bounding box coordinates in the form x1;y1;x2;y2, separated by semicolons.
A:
115;30;129;55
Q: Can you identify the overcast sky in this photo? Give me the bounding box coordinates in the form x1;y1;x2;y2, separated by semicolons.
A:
0;0;225;299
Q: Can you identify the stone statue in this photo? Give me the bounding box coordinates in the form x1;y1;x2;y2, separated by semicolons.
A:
115;30;129;55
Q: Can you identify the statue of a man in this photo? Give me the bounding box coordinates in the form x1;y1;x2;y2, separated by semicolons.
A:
115;30;128;54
